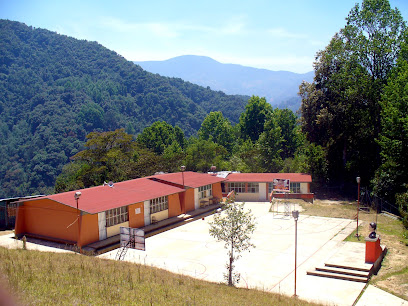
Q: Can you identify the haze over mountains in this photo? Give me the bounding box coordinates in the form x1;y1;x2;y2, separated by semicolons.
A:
135;55;314;111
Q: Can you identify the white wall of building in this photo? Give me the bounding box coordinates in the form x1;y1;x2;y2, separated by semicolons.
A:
259;183;267;201
97;212;106;241
144;200;150;226
194;188;199;209
300;183;308;194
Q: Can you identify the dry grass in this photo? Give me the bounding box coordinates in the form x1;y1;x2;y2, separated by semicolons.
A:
301;199;408;301
0;247;319;305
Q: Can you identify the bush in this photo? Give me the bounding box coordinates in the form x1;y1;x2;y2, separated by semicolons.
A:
396;191;408;229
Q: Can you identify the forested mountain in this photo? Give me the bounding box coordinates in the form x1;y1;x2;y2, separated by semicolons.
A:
135;55;314;111
0;20;248;198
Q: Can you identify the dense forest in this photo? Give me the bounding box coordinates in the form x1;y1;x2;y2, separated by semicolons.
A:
54;100;308;193
0;19;248;198
1;0;408;226
55;0;408;227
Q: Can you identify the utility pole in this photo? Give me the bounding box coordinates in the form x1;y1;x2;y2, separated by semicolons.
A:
74;191;82;251
356;177;361;239
292;210;299;297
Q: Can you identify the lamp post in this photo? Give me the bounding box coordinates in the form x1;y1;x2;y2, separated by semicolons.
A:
292;210;299;297
74;191;81;251
356;177;361;239
180;165;186;189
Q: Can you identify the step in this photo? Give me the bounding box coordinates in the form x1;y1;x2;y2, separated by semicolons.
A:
315;267;369;278
324;263;371;273
307;270;368;283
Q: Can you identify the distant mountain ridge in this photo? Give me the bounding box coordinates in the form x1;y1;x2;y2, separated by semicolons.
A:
135;55;314;110
0;20;248;198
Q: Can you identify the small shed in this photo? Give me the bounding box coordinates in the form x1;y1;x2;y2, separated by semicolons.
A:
0;195;44;230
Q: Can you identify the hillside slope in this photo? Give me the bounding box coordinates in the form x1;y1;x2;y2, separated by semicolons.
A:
0;20;248;198
135;55;314;110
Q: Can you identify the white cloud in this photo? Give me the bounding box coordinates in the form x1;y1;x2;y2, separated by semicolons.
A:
267;27;308;39
99;17;180;38
99;15;248;39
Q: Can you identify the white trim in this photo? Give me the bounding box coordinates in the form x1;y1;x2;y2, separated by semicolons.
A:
144;200;150;226
259;183;267;201
194;188;199;210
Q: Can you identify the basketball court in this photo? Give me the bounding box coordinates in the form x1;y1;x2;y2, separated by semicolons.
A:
100;202;368;305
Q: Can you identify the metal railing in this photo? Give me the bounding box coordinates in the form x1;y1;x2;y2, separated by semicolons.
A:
360;187;400;216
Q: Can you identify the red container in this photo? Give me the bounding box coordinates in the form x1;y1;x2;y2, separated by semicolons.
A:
365;237;382;263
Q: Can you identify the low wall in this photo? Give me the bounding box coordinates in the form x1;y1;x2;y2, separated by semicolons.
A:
272;193;314;203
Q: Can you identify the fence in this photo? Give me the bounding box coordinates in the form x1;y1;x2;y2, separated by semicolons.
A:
360;187;400;216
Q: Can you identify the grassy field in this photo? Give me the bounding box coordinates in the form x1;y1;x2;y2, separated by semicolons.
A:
300;199;408;301
0;246;319;305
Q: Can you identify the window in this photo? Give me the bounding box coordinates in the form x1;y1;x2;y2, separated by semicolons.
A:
7;202;17;217
229;182;245;193
150;196;168;214
106;206;128;227
199;184;212;199
247;183;259;193
290;182;301;193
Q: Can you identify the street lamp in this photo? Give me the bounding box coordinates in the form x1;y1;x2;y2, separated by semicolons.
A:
74;191;81;251
356;177;361;239
292;210;299;297
180;165;186;189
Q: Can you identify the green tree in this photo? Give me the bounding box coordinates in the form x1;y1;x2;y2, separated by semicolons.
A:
137;121;185;155
184;138;228;173
198;111;235;152
69;128;135;187
55;129;170;192
300;0;407;185
228;139;264;173
273;108;300;159
239;96;273;142
258;117;283;172
208;201;256;286
374;43;408;203
396;192;408;229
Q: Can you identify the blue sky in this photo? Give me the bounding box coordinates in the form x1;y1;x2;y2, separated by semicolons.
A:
1;0;408;73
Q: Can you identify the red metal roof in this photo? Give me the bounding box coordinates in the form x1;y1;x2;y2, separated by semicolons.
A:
23;177;184;214
225;173;312;183
149;171;226;188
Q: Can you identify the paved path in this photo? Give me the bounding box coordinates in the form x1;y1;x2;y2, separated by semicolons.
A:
99;202;396;305
357;285;408;306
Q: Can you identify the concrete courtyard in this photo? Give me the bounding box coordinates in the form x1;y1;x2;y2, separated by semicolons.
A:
100;202;369;305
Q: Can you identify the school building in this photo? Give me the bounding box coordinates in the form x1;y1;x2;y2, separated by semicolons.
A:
14;171;313;250
222;172;313;202
14;172;224;248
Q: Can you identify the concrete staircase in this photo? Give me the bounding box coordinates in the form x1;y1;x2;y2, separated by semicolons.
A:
307;263;371;283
